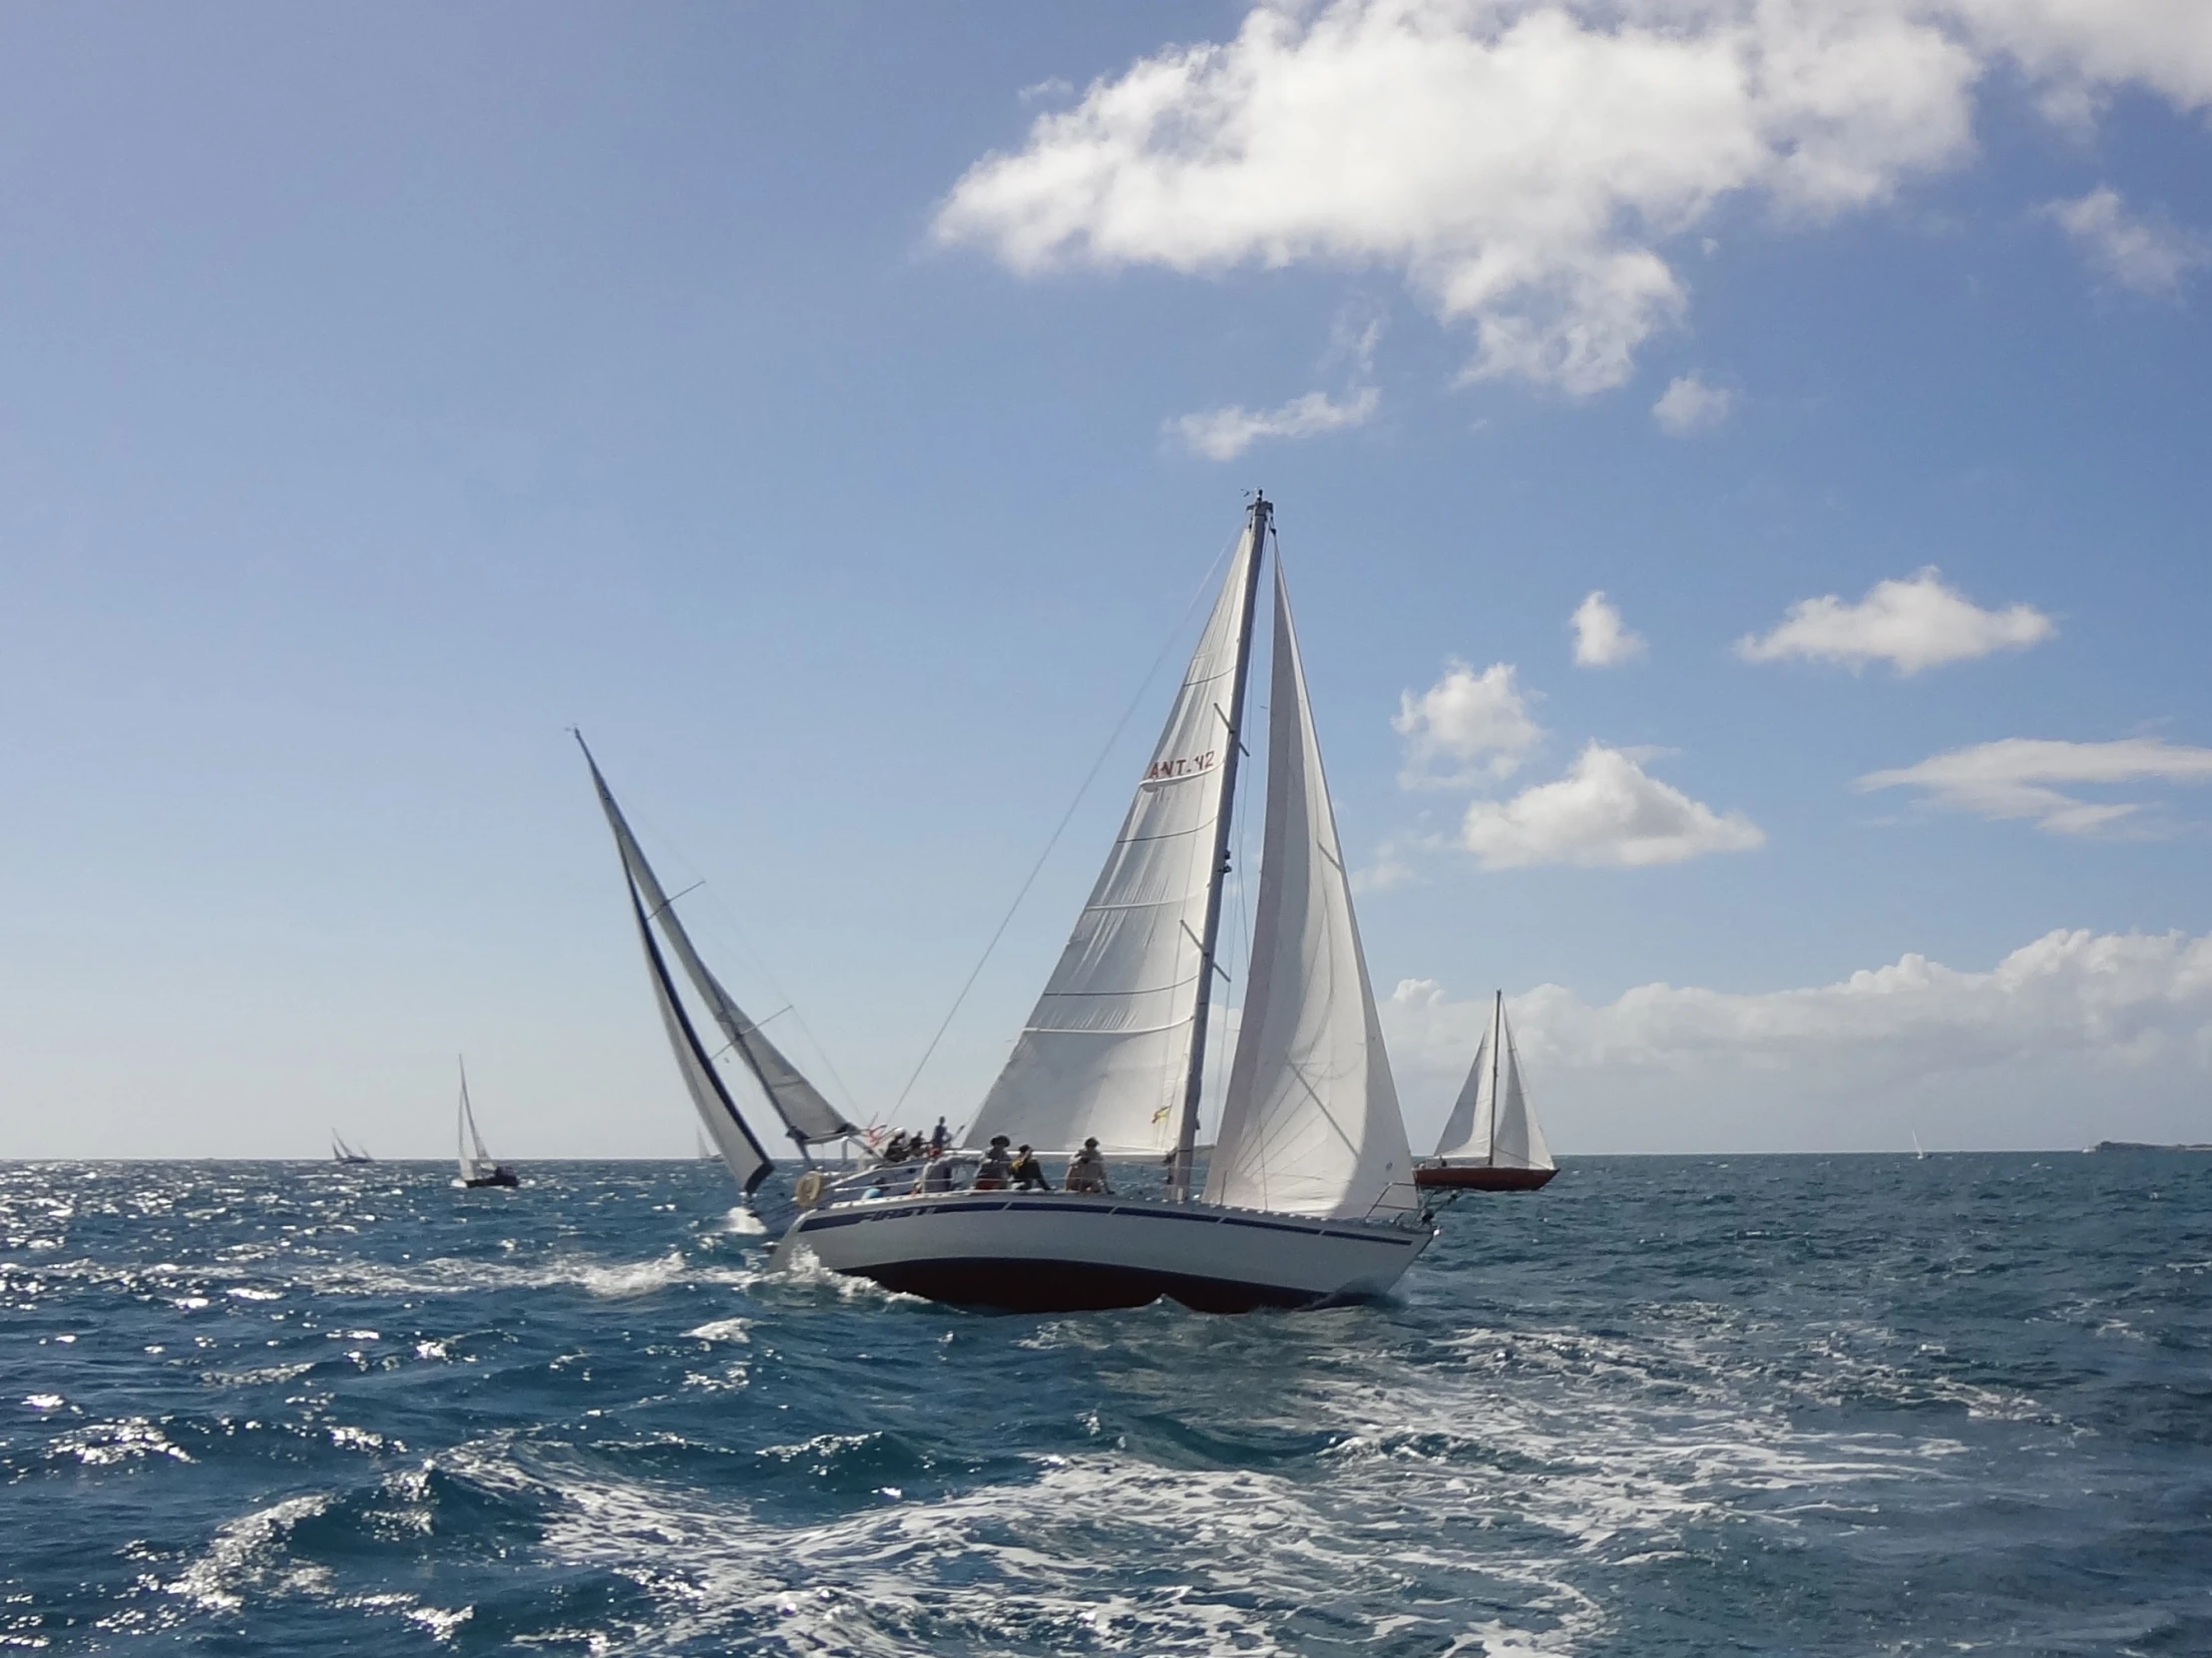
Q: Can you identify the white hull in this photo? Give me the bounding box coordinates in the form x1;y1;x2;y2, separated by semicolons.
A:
770;1189;1434;1313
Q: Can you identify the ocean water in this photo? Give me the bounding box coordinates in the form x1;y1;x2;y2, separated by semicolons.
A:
3;1154;2208;1656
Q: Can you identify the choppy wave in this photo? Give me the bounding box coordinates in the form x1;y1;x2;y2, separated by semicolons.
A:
2;1155;2208;1654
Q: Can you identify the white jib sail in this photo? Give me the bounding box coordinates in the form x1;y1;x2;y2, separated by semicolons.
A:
1205;567;1412;1219
965;520;1260;1156
583;748;856;1148
1431;1026;1494;1162
1491;1026;1552;1171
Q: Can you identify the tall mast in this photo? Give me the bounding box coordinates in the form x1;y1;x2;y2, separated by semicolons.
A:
1168;494;1271;1201
1487;992;1502;1167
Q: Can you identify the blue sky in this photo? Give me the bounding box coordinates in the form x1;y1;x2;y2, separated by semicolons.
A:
3;3;2209;1157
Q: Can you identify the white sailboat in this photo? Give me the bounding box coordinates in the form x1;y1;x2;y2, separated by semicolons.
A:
1415;992;1556;1191
455;1058;519;1188
579;733;865;1203
582;496;1433;1312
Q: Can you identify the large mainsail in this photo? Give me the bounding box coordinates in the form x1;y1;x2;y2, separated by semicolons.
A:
966;517;1263;1156
1205;567;1413;1219
580;740;858;1151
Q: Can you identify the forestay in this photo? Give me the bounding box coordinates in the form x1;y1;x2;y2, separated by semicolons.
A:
582;745;857;1150
966;522;1260;1156
1205;567;1413;1218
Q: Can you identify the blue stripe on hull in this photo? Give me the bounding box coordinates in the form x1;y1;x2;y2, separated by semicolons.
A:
853;1255;1365;1315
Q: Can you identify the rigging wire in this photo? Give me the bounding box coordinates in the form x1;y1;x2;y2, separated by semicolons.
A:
624;800;866;1122
886;524;1248;1121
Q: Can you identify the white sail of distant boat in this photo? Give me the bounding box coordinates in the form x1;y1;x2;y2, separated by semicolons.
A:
748;496;1435;1312
580;738;861;1179
455;1058;519;1188
1416;992;1556;1191
1912;1128;1927;1160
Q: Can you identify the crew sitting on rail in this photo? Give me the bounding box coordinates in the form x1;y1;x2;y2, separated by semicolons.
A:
880;1130;911;1164
1008;1144;1049;1190
1065;1137;1111;1194
973;1134;1013;1190
920;1151;955;1193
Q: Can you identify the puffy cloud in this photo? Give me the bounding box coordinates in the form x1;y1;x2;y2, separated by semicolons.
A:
1859;736;2212;835
1458;741;1763;867
1736;568;2054;674
1169;386;1380;459
1384;927;2212;1150
1394;659;1545;785
935;0;2212;394
1569;590;1646;665
2044;186;2209;294
1651;373;1733;434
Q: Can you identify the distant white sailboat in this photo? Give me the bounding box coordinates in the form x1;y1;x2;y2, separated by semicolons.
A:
1912;1128;1928;1160
1416;992;1556;1192
586;498;1435;1312
455;1058;519;1188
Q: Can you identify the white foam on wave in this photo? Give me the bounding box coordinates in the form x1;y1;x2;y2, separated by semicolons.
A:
164;1491;333;1613
682;1318;752;1344
432;1435;1596;1655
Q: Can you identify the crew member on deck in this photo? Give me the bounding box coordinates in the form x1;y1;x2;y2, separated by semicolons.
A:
1008;1144;1048;1190
1066;1136;1111;1194
928;1117;950;1156
974;1134;1013;1190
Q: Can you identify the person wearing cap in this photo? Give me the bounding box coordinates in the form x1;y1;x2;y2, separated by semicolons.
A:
1065;1136;1111;1194
973;1134;1013;1190
1008;1143;1049;1190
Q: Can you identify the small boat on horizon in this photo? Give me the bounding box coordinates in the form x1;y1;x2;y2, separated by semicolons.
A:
1415;991;1556;1192
455;1058;520;1188
329;1131;372;1165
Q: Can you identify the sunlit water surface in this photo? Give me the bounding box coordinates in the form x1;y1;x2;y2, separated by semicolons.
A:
3;1154;2208;1655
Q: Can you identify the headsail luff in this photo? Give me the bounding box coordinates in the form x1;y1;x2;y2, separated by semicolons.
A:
1205;564;1413;1219
578;737;858;1151
965;511;1265;1158
627;875;772;1197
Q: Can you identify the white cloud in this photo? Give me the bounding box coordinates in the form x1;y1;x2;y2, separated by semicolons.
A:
2044;186;2210;295
1859;736;2212;836
1569;590;1645;666
1736;567;2054;674
1651;373;1732;435
1383;927;2212;1151
1169;386;1380;460
936;1;2212;395
1394;658;1544;786
1458;741;1763;868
